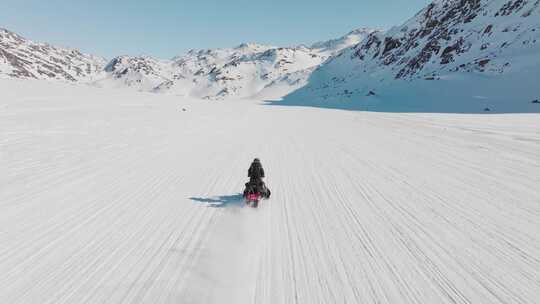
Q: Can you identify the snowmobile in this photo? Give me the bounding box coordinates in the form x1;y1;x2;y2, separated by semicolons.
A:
243;158;270;208
243;181;270;208
245;192;262;208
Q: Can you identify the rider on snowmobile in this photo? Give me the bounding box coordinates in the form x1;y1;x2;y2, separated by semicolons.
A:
248;158;264;181
244;158;270;198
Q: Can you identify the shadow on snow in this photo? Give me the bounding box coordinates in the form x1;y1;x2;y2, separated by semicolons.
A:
189;193;244;208
265;69;540;114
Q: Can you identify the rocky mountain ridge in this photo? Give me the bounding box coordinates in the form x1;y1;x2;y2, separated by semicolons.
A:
281;0;540;111
0;27;374;99
2;0;539;107
0;28;105;82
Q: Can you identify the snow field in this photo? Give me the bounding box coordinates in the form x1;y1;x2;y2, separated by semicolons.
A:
1;79;539;303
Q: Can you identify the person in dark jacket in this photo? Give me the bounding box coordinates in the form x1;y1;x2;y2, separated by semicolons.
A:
248;158;265;181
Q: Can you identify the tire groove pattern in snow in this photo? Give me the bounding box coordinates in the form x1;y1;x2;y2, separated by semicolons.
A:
1;82;539;304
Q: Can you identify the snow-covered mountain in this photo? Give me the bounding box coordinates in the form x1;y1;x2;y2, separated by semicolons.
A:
335;0;539;79
95;29;375;99
167;44;325;99
284;0;540;112
311;28;378;55
96;55;172;91
0;28;106;82
2;0;539;109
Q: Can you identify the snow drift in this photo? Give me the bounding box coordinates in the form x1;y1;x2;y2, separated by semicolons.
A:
1;78;539;303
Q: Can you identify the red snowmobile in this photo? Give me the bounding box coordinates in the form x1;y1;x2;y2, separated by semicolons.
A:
245;192;262;208
243;180;270;208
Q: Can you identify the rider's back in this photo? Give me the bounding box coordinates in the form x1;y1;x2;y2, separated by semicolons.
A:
248;161;265;180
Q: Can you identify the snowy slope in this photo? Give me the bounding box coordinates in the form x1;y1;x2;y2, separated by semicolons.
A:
92;29;375;99
0;26;372;99
311;27;379;55
1;79;540;304
0;28;106;81
169;44;324;99
352;0;540;79
93;55;173;92
2;1;540;110
282;0;540;112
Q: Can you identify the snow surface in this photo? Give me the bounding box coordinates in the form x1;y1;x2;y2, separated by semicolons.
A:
1;79;540;304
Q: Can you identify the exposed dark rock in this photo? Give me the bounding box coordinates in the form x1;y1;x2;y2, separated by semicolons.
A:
353;34;381;61
382;37;402;55
483;24;493;35
477;59;490;67
397;40;441;78
496;0;527;16
440;38;466;65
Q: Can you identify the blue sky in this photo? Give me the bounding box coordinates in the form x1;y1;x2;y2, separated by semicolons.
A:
1;0;431;59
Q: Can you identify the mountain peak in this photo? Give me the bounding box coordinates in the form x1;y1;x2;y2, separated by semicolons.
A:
347;27;380;35
2;0;538;104
0;27;25;42
234;42;273;51
311;27;380;54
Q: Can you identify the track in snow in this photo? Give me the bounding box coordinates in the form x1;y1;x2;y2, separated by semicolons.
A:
1;80;540;304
